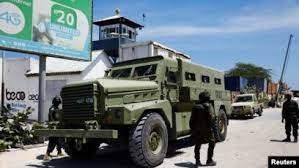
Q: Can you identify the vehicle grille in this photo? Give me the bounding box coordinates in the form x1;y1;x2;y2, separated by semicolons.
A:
61;84;98;120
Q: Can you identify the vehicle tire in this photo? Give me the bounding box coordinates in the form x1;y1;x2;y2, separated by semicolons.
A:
217;109;228;142
65;140;98;159
129;113;168;167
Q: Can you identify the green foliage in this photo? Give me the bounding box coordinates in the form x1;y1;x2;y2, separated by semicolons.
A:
226;62;272;80
240;85;257;94
0;108;45;152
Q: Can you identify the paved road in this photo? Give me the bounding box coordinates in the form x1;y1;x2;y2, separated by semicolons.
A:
0;108;298;168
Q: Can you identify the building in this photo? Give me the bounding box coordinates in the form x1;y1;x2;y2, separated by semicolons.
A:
119;41;191;62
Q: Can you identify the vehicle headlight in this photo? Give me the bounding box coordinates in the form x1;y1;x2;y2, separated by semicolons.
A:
107;107;124;119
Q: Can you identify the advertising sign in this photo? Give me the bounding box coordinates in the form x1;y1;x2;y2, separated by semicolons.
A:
0;0;92;60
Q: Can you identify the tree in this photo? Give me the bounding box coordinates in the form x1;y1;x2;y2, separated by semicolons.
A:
226;62;272;81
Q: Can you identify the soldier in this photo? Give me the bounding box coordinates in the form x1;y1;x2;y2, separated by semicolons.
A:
44;96;63;160
190;91;218;167
282;92;299;142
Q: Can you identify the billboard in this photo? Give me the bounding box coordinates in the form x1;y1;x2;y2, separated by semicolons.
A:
0;0;92;60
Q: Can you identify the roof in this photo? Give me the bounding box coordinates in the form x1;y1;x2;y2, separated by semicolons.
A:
93;15;143;28
26;50;108;76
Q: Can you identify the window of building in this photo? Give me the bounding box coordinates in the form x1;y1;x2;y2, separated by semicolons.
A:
122;27;127;34
128;30;132;39
185;72;196;81
202;75;210;83
214;78;222;85
109;27;116;34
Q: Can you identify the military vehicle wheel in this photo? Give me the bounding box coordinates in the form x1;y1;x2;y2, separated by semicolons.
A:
217;109;228;142
129;113;168;167
65;140;98;159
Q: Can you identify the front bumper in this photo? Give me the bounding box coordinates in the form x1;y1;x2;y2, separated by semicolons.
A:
231;108;252;116
34;129;118;139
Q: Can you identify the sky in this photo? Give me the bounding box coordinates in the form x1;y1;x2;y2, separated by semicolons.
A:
93;0;299;89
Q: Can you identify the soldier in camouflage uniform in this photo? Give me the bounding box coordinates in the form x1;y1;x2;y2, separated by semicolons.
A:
44;96;63;160
189;91;217;167
282;92;299;142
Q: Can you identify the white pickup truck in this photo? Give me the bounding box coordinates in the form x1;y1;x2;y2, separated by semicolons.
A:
231;94;263;119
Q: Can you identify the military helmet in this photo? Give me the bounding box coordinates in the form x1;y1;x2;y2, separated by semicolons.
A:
199;91;211;102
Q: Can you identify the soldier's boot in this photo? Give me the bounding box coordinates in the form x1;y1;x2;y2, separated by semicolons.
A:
206;143;216;166
294;137;298;143
43;153;52;161
282;137;291;142
195;160;203;167
206;159;217;166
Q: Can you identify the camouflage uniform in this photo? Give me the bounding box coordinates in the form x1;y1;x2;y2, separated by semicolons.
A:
46;96;63;156
189;92;217;166
282;97;299;142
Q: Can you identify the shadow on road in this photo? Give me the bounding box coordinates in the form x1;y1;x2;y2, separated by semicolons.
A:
175;161;194;168
270;139;296;143
27;149;138;168
229;116;257;120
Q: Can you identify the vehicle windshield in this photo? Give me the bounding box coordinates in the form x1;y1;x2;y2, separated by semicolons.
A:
110;64;158;80
133;64;157;78
235;96;253;102
293;91;299;98
111;68;132;78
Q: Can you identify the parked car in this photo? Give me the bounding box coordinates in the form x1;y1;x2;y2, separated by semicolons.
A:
231;94;263;119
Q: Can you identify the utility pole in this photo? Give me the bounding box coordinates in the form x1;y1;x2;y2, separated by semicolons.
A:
1;50;5;112
38;56;46;122
277;34;293;97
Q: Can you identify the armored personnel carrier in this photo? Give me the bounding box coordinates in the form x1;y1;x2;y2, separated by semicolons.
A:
35;56;231;167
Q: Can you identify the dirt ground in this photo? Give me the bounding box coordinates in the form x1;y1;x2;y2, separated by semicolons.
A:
0;108;298;168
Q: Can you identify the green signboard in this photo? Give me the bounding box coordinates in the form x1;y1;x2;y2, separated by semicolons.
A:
0;0;92;60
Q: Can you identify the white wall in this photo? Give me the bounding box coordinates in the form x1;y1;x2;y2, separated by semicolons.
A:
119;43;150;62
119;41;191;62
4;58;31;114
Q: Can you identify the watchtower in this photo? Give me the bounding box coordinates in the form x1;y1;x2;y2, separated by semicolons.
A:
93;9;143;61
